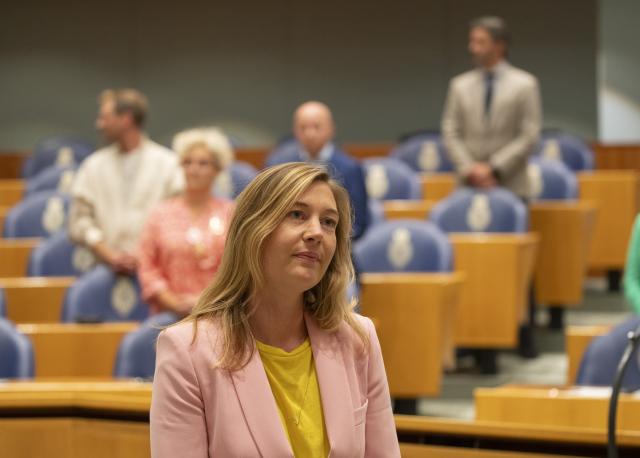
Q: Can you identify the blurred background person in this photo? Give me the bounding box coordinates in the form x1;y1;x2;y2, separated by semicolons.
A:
441;16;541;199
69;89;183;274
266;101;369;240
137;127;235;316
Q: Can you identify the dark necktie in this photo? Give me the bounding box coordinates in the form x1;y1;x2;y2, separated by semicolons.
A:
484;71;495;117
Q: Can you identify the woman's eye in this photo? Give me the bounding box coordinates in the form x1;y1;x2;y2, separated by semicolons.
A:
323;218;338;228
289;210;304;219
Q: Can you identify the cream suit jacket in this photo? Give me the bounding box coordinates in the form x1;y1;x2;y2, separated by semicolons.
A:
441;61;542;197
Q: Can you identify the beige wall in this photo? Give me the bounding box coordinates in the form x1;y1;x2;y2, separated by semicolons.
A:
0;0;597;149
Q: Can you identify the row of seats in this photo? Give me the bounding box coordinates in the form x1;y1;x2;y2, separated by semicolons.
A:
4;154;576;241
0;312;177;379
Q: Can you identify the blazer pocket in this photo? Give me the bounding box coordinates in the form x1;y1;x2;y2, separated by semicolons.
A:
353;399;369;426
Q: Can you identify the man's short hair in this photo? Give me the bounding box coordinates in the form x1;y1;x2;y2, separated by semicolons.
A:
99;89;148;127
470;16;511;47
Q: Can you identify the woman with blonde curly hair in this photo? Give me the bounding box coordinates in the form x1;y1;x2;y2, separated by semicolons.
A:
150;162;399;457
137;127;235;316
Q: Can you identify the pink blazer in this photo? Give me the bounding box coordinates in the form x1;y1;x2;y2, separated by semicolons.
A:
150;313;400;457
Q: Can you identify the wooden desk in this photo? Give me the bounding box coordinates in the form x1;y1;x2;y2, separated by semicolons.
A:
0;381;151;458
475;385;640;431
0;206;9;235
450;233;539;348
566;325;610;385
382;199;437;220
0;178;25;207
0;381;638;457
420;172;456;201
360;273;463;397
578;171;640;270
0;277;75;323
17;323;139;378
529;202;598;306
0;238;40;277
0;152;28;179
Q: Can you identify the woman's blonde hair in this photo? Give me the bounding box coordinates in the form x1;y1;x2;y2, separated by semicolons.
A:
187;162;367;370
172;127;234;171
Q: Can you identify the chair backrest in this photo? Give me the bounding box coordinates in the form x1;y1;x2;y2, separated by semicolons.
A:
28;230;97;277
0;318;35;378
363;157;422;200
113;312;179;379
213;161;258;199
367;199;386;228
61;265;149;322
430;187;528;233
22;136;94;178
535;132;594;172
353;219;452;272
390;132;454;173
527;157;577;201
25;165;78;197
265;137;300;166
576;316;640;391
3;191;70;238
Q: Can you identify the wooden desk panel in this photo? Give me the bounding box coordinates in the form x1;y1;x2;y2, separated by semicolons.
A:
475;385;640;431
360;273;463;397
0;179;25;207
530;202;597;306
450;234;539;348
566;325;610;385
0;206;9;235
400;443;585;458
0;152;28;179
382;199;437;220
0;277;75;323
578;171;640;269
420;173;456;201
0;238;40;277
16;323;139;378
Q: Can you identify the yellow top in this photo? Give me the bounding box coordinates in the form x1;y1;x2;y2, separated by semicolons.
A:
257;338;329;458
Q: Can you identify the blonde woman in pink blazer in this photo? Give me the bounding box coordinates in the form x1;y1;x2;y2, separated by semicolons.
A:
151;163;400;457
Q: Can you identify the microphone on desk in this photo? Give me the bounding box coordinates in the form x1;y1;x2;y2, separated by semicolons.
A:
607;323;640;458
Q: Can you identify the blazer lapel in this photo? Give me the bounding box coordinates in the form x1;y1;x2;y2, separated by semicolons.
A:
306;314;355;456
230;348;294;457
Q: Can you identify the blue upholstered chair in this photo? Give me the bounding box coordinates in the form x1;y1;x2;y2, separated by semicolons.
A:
3;191;70;238
367;199;386;228
534;132;594;172
390;132;454;173
576;316;640;391
265;137;299;166
0;318;35;378
213;161;258;199
61;265;149;323
27;230;97;277
113;312;179;379
527;157;578;201
430;187;528;233
363;158;422;201
25;165;78;197
22;136;94;178
354;220;452;273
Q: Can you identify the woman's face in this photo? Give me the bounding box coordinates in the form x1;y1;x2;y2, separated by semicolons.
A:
182;145;219;192
261;181;339;295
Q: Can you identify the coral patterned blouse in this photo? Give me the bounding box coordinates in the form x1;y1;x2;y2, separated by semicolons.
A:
137;196;234;314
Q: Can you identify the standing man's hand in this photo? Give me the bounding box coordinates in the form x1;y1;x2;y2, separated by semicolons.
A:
467;163;498;188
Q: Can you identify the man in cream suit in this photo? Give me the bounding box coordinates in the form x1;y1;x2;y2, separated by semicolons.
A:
441;16;541;369
442;16;541;199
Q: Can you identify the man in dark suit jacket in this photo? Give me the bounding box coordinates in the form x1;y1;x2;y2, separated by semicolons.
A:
266;101;369;239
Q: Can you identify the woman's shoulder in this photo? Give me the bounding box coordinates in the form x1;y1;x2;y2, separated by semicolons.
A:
159;317;222;357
